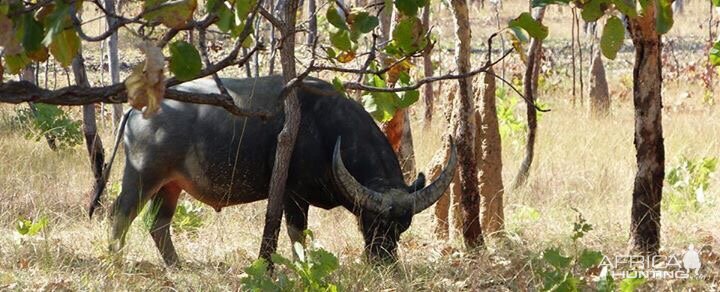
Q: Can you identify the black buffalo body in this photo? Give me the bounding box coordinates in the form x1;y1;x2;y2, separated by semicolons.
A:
107;76;456;265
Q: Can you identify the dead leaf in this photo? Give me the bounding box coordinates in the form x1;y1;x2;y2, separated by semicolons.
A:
125;41;165;118
0;14;22;55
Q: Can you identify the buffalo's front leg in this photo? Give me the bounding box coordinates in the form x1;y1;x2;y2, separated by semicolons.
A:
149;182;181;266
285;197;309;247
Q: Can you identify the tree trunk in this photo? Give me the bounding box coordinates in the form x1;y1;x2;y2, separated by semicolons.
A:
379;0;393;44
398;113;416;178
476;65;504;235
421;6;434;128
429;138;462;240
628;8;664;255
258;0;301;262
103;0;123;127
513;7;545;190
450;0;483;248
307;0;317;46
72;55;105;185
589;50;610;117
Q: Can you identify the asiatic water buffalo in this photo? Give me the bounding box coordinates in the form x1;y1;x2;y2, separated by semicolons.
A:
103;75;456;265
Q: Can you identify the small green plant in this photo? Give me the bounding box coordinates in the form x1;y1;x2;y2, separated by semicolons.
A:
172;199;205;232
496;86;525;141
241;231;341;292
14;104;83;150
15;215;49;236
139;198;205;233
664;156;717;213
532;209;646;292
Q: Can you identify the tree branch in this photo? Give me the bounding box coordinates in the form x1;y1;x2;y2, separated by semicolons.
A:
0;81;272;118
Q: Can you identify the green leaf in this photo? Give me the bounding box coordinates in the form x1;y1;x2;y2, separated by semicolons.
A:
49;28;80;67
397;89;419;108
293;242;306;262
362;94;396;122
326;6;348;30
41;2;70;47
578;249;604;269
144;0;197;29
21;14;43;53
543;248;571;269
714;0;720;7
213;0;236;32
351;10;379;34
168;41;202;81
332;76;345;92
308;248;340;279
580;0;608;22
619;276;647;292
656;0;674;34
612;0;638;17
235;0;256;21
395;0;420;16
508;12;548;41
600;16;624;60
330;30;352;51
392;16;423;53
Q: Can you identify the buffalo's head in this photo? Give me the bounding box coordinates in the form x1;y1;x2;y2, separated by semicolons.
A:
332;137;457;262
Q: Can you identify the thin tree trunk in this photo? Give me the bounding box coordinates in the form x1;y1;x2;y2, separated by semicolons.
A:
589;50;610;117
628;7;664;255
379;0;392;44
450;0;483;248
268;0;278;75
575;13;584;105
571;8;577;106
103;0;123;127
477;65;504;235
72;54;105;185
513;7;545;190
307;0;317;46
398;113;416;178
258;0;301;262
421;6;434;128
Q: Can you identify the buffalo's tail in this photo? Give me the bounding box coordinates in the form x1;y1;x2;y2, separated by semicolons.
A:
88;109;132;218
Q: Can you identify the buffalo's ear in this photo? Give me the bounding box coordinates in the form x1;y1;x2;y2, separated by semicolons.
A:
407;172;426;192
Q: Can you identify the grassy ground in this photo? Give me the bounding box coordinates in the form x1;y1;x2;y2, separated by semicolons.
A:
1;0;720;290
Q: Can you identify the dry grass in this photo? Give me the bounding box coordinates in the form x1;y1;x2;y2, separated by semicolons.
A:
1;0;720;290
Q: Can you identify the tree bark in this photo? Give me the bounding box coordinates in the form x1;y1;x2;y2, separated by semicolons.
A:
476;65;504;235
429;138;462;240
628;8;664;255
103;0;123;127
379;0;393;44
513;7;545;190
258;0;301;262
589;50;610;117
72;54;106;186
450;0;483;248
421;5;434;128
307;0;317;46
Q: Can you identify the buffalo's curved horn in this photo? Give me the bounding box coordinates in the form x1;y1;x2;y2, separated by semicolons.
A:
411;138;458;214
332;137;386;213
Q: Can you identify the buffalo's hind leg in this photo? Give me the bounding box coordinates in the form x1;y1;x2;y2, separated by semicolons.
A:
109;165;164;258
148;182;181;266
